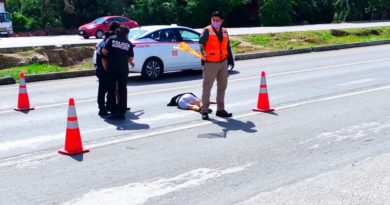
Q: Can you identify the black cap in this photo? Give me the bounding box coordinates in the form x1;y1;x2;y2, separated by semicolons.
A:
211;11;223;19
109;22;120;32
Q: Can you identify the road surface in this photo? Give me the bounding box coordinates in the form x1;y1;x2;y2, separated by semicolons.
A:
1;21;390;49
0;45;390;204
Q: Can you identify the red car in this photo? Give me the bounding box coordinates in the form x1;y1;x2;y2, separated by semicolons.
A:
78;16;138;39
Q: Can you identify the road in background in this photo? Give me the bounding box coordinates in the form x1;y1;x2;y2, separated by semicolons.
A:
1;21;390;49
0;45;390;204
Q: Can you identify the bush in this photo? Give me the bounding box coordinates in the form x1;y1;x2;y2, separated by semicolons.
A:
261;0;292;26
11;11;40;31
331;29;349;37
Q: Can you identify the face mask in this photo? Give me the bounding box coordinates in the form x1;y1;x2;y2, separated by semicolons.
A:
212;21;221;29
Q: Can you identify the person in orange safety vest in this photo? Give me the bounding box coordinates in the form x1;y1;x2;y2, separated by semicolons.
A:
199;11;235;120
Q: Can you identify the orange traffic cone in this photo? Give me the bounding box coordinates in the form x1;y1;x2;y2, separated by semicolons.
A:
253;71;274;112
14;72;34;111
58;98;89;155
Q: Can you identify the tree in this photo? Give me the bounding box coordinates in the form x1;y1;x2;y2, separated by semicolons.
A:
292;0;334;24
261;0;293;26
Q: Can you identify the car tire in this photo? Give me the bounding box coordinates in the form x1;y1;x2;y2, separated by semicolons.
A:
95;30;104;39
141;58;164;80
83;35;90;39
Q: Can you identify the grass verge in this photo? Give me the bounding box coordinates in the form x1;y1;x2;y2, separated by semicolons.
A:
1;26;390;81
230;26;390;54
0;59;94;81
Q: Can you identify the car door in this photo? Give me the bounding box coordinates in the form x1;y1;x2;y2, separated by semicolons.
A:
147;29;186;71
116;17;129;27
176;28;202;68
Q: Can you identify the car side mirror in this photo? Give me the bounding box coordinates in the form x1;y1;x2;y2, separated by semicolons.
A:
103;21;108;25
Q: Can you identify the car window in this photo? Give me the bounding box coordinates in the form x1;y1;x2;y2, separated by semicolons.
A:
179;30;200;42
93;17;105;24
128;29;147;40
147;31;160;41
117;17;128;23
147;29;179;42
106;18;115;23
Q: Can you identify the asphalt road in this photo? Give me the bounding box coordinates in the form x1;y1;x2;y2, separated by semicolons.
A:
0;45;390;204
1;21;390;48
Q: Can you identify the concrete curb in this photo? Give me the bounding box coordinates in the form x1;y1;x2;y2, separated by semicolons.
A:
235;48;312;60
24;70;95;83
1;40;390;85
235;40;390;60
0;77;16;85
0;43;96;53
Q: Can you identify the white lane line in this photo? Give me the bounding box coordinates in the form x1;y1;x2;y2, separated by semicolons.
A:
0;76;93;91
337;78;374;86
236;154;390;205
0;100;255;153
0;57;389;113
62;163;252;205
0;133;64;152
299;116;390;150
1;85;389;168
233;58;390;82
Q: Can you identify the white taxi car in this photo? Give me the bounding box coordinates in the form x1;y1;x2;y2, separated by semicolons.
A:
94;25;204;80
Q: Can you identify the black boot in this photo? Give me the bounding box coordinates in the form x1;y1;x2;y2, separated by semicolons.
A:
216;110;233;118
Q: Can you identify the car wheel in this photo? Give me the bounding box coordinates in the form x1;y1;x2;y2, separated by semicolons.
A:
83;35;90;39
95;30;104;39
141;58;163;80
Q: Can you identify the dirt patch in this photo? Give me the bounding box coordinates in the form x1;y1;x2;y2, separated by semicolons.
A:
0;46;94;69
230;36;271;53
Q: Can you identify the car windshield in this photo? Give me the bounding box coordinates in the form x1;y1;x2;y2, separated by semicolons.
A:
0;13;11;23
93;17;105;24
128;29;147;40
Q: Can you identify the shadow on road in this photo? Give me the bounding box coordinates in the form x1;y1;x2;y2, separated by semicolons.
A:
70;153;85;162
104;110;150;130
197;117;257;139
197;128;229;139
126;69;240;86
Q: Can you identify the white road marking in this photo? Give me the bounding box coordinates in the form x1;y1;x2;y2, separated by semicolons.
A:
62;163;252;205
337;78;374;86
232;58;390;82
1;57;389;115
0;85;389;168
236;154;390;205
300;116;390;150
0;133;64;152
0;100;255;154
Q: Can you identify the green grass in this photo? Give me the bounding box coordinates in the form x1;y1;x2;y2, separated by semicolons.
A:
232;26;390;54
1;27;390;80
0;62;93;81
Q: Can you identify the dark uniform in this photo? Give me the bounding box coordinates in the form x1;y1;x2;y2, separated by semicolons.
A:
104;36;134;118
96;34;115;115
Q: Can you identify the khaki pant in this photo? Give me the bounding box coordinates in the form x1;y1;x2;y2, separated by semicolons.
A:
201;59;228;113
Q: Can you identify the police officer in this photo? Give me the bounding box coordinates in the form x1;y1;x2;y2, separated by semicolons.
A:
96;22;120;116
102;26;135;119
199;11;235;120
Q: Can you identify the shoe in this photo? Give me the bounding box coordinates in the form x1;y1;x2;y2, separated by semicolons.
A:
216;110;232;118
98;110;109;116
200;112;209;120
196;108;212;113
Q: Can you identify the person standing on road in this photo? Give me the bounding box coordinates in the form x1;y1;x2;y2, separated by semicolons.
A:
102;26;135;119
95;21;120;116
199;11;235;120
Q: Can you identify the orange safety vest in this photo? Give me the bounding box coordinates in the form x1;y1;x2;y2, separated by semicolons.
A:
204;25;229;62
